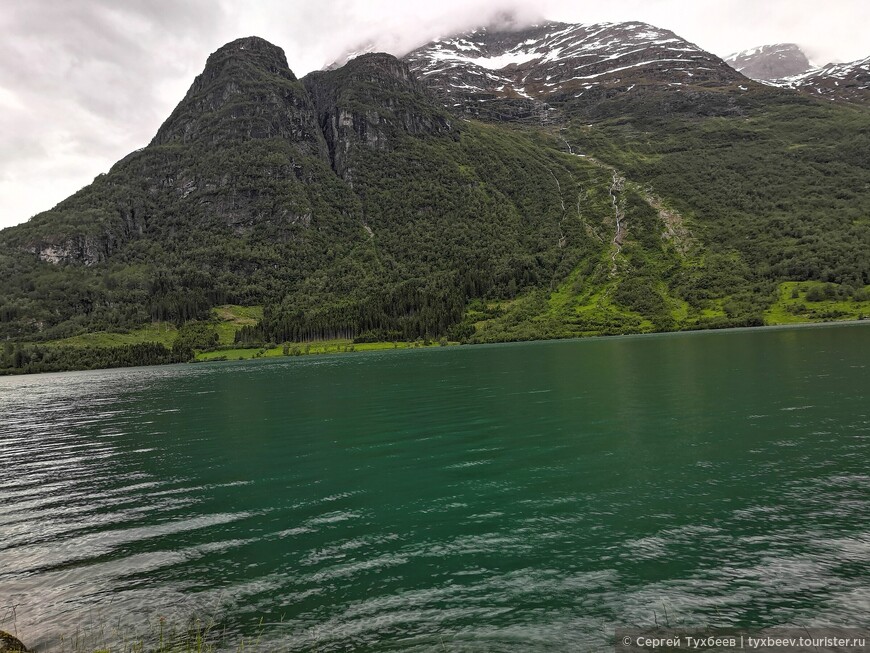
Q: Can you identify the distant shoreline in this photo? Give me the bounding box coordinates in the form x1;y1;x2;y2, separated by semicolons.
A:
2;317;867;378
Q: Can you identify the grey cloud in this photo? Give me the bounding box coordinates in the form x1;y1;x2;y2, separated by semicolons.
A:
0;0;235;225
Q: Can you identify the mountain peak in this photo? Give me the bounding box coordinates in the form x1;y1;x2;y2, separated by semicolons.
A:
343;52;412;73
726;43;812;82
403;20;743;122
151;36;325;151
204;36;294;81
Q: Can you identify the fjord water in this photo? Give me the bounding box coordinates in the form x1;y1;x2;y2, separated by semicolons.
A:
1;324;868;651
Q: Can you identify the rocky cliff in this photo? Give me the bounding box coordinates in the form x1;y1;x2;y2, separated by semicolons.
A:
303;53;454;182
152;36;327;154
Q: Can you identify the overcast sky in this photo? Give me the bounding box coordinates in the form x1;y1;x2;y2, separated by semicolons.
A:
1;0;868;230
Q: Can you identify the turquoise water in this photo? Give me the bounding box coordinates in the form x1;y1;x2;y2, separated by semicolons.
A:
1;324;868;651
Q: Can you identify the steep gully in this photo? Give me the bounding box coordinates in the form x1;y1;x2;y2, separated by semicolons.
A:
557;132;626;276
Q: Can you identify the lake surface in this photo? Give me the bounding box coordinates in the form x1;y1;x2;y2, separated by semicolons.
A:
1;324;869;651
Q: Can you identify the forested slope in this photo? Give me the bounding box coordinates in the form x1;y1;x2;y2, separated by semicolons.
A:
1;29;869;374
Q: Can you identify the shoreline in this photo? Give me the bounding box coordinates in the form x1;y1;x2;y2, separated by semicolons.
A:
2;317;867;379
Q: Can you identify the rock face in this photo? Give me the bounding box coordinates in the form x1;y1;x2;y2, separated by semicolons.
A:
0;631;27;653
303;53;454;181
152;36;327;157
726;43;812;82
28;233;110;266
402;21;746;121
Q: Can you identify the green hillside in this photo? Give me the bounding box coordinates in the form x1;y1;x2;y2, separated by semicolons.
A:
461;93;870;341
1;37;868;375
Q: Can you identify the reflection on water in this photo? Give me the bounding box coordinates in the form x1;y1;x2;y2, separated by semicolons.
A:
1;324;868;651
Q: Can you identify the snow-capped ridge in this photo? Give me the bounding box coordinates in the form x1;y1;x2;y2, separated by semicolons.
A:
774;55;870;102
401;19;743;118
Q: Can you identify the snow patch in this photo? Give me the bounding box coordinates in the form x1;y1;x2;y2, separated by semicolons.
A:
466;51;540;69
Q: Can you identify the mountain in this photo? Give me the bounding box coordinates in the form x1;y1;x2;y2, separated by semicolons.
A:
0;36;619;357
403;20;748;121
726;44;812;82
2;25;870;374
778;55;870;103
726;44;870;104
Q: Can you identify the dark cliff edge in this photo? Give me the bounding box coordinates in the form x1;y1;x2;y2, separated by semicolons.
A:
303;53;455;182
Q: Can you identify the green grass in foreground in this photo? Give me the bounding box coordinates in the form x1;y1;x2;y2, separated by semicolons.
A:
36;616;262;653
